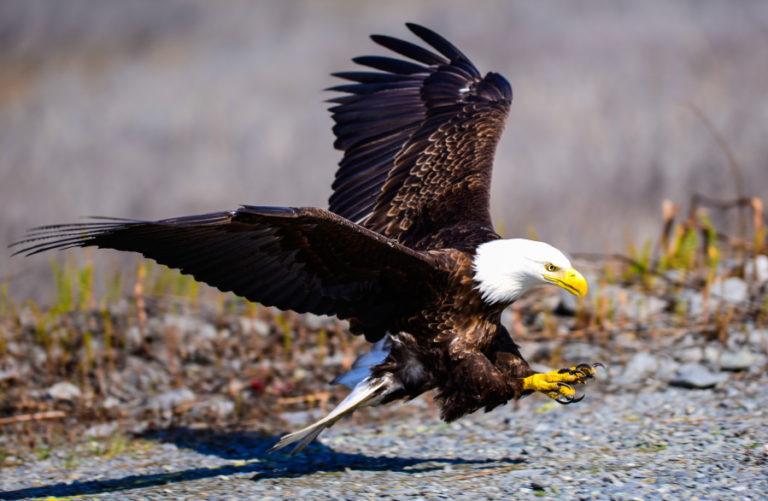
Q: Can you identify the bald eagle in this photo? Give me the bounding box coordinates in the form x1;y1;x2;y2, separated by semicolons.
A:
13;23;600;455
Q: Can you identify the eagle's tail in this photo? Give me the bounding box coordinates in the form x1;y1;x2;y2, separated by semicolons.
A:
269;374;395;456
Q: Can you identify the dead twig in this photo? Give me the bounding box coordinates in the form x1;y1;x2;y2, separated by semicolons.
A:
276;391;331;406
682;102;747;239
0;410;67;426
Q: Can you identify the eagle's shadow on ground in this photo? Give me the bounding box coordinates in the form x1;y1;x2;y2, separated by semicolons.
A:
0;428;525;500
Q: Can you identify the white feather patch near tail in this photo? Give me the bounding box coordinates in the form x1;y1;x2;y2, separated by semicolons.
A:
331;335;391;389
269;374;395;456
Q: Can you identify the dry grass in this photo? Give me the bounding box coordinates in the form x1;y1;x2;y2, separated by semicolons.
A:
0;194;766;464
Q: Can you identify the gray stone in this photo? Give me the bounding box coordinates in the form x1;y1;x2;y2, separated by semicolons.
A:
719;350;757;371
191;396;235;420
745;254;768;283
0;368;18;383
209;397;235;418
669;363;729;389
675;345;704;364
300;313;336;330
124;325;144;351
655;356;680;381
147;388;196;412
46;381;81;401
197;323;217;340
702;345;721;365
101;397;121;410
84;422;119;438
747;329;768;347
239;317;270;336
724;330;748;350
713;277;748;304
678;289;704;317
617;352;659;384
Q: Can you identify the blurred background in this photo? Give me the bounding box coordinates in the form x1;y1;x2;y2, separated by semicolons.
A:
2;0;767;301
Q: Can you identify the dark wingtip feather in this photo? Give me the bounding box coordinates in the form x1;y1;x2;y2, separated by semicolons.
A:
351;56;428;75
9;222;119;257
405;23;468;62
331;71;418;85
370;34;447;66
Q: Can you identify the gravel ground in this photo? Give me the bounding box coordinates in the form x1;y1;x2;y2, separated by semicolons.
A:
2;266;766;500
1;375;766;500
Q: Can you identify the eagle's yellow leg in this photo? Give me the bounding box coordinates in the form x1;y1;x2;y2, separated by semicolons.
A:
522;363;603;404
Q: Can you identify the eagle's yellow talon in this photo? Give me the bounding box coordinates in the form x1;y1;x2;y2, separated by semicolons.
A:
523;363;602;404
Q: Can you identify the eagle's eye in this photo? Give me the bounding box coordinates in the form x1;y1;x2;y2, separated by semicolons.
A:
545;263;558;272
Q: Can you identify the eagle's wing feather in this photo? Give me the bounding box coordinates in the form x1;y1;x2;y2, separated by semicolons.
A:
328;23;512;249
12;206;440;325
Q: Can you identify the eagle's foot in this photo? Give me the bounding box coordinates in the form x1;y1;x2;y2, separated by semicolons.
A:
522;363;603;404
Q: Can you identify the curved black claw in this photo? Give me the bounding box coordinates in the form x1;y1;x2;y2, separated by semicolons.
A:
561;362;606;380
554;382;583;405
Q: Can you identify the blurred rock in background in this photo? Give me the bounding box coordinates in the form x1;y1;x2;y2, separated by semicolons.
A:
2;0;767;302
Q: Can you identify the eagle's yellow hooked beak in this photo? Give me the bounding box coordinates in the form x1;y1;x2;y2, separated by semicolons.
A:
544;267;588;298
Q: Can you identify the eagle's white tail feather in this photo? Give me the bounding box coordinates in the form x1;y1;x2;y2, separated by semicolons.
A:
269;375;393;455
330;335;391;388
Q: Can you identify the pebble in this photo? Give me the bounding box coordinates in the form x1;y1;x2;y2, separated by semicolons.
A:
147;388;196;413
747;329;768;347
744;254;768;283
2;384;766;500
3;273;767;500
675;345;705;364
0;368;18;383
669;363;729;389
84;422;119;438
46;381;82;401
240;317;271;336
190;396;236;421
719;350;757;371
678;289;704;316
101;396;121;410
713;277;748;304
300;313;336;330
616;352;658;384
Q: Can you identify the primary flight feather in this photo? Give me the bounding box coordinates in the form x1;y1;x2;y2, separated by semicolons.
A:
13;23;600;455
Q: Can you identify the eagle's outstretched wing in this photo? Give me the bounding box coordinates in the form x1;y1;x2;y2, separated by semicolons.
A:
12;206;441;332
328;23;512;250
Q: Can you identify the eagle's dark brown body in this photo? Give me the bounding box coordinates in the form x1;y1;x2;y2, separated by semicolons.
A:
13;24;596;455
369;246;534;422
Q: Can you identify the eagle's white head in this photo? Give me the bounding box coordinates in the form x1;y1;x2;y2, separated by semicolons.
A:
472;238;587;305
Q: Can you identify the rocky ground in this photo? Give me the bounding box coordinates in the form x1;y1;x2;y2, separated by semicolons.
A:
0;375;766;500
1;255;767;499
